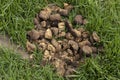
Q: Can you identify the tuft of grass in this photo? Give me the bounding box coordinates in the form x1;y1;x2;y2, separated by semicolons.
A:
0;47;64;80
0;0;120;80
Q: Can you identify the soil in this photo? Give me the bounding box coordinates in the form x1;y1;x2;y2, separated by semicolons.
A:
0;34;29;59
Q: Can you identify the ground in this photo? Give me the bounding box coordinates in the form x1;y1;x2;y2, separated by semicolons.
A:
0;0;120;80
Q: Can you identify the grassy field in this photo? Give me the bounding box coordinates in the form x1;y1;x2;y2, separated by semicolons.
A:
0;0;120;80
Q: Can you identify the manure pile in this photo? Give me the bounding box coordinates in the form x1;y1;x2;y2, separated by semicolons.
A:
26;3;103;76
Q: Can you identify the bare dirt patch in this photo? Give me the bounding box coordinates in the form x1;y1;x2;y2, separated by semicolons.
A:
0;34;29;59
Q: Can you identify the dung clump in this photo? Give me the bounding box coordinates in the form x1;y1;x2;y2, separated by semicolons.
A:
26;3;103;77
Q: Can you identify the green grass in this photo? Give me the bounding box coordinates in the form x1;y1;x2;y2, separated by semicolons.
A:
0;0;120;80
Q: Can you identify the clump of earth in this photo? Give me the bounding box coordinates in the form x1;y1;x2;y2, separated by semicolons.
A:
26;3;103;77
